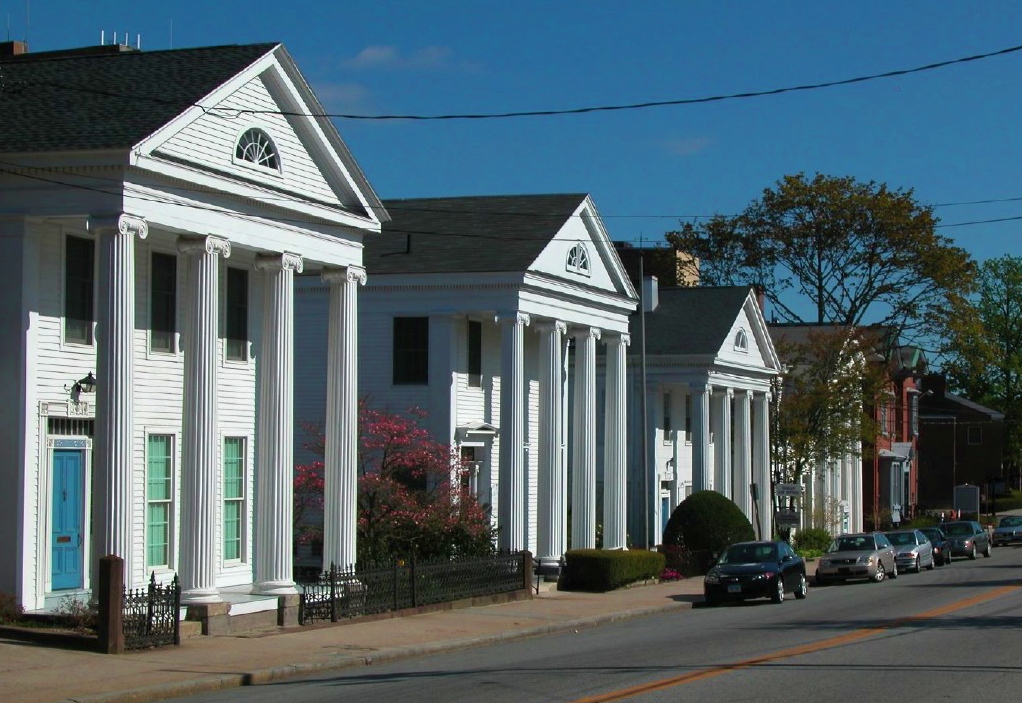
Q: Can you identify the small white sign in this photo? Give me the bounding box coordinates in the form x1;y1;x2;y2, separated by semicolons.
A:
775;483;804;498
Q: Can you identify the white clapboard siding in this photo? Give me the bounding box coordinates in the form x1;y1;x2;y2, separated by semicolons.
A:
156;76;341;206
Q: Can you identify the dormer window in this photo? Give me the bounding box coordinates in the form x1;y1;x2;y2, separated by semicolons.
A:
734;328;749;352
235;128;280;171
566;243;591;276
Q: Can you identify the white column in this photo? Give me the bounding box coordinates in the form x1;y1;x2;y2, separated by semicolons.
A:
177;235;230;603
842;454;854;532
734;390;753;522
851;452;863;532
253;252;302;594
322;266;366;571
669;391;684;509
571;326;601;549
89;214;147;584
497;312;529;551
753;391;772;540
602;333;629;549
713;388;734;499
536;320;566;572
691;383;712;492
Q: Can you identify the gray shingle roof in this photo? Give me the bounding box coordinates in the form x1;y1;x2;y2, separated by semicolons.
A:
634;286;753;355
367;194;588;274
0;43;277;153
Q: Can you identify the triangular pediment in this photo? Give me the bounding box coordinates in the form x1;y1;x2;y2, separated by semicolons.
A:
133;46;384;227
715;291;781;371
530;196;637;298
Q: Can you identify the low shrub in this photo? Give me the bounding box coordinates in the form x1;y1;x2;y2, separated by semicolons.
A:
793;527;832;554
662;491;755;574
560;549;665;592
0;592;24;624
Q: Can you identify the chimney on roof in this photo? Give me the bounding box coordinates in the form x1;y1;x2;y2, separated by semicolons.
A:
0;40;29;56
643;275;659;313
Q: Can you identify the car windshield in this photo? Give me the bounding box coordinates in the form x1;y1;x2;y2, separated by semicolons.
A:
944;523;973;536
998;516;1022;527
921;529;943;541
829;535;876;552
886;532;916;546
720;544;777;563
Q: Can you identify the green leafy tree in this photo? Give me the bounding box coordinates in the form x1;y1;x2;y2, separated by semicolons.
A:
939;255;1022;473
665;172;975;343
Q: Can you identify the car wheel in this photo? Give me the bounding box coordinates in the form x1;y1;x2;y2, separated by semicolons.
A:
815;572;828;586
889;561;898;579
926;555;935;570
872;563;886;582
771;577;785;603
984;543;992;558
945;551;953;565
969;545;978;560
704;592;719;607
794;573;808;600
914;556;922;573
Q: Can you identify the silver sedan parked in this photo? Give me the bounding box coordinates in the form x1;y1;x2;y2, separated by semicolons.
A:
885;529;935;573
815;532;898;584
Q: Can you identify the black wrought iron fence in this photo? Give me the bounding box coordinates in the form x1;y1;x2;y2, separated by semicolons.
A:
298;551;528;625
122;573;181;650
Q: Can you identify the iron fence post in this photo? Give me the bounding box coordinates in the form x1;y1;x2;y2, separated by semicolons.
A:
173;575;181;646
330;562;338;623
410;556;417;608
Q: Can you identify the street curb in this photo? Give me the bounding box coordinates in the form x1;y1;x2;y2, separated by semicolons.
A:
53;599;697;703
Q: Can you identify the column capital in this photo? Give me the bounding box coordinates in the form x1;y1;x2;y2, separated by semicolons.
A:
88;213;148;240
496;311;530;327
602;332;630;347
571;326;601;342
256;251;304;273
535;320;567;335
322;265;367;286
177;235;231;258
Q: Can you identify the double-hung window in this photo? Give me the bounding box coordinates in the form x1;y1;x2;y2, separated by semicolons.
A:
225;267;249;361
146;435;174;569
64;235;95;345
150;252;177;353
223;437;246;561
467;320;482;388
393;317;429;385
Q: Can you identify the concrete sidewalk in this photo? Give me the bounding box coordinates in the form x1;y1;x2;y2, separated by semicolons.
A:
0;577;706;703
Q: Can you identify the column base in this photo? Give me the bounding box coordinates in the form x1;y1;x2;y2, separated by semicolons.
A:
253;579;298;596
180;587;222;604
535;556;563;582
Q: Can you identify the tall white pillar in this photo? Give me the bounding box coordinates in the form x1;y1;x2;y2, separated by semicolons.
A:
254;253;302;594
571;326;600;549
322;266;366;570
713;388;734;500
497;312;529;551
89;214;147;585
753;391;772;540
734;390;753;522
851;452;863;532
177;235;230;603
691;383;712;492
536;320;566;572
602;333;629;549
669;391;684;510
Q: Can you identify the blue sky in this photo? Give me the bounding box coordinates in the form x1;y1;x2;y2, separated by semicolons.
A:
7;2;1022;263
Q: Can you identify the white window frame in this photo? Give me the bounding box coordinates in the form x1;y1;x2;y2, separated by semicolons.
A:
148;248;180;356
61;230;96;349
145;432;176;571
232;126;283;176
565;243;591;276
222;436;248;564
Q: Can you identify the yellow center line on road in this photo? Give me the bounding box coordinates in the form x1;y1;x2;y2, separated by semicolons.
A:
566;585;1019;703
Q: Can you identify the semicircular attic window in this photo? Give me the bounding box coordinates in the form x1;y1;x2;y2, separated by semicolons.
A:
235;128;280;172
566;243;591;277
734;328;749;352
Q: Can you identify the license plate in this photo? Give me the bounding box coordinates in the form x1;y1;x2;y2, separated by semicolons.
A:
727;584;742;593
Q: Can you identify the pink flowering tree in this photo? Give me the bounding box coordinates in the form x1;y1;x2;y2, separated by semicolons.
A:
294;403;496;565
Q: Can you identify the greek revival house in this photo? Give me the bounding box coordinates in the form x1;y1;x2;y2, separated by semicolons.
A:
0;40;385;612
295;194;638;574
616;283;782;544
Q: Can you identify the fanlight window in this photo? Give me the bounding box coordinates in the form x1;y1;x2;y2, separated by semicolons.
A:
566;243;591;276
235;128;280;171
734;328;749;352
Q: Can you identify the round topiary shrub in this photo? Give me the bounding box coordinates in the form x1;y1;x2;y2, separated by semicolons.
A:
662;491;756;572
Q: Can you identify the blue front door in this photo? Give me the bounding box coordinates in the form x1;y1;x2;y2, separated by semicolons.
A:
52;450;84;590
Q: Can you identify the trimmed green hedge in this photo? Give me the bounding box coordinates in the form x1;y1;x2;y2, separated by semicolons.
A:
560;549;666;592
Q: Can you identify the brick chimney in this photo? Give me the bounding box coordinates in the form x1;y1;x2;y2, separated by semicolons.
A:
0;40;29;57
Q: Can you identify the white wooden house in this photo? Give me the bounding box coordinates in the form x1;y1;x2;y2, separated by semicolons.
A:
614;283;782;544
295;194;638;574
0;40;385;613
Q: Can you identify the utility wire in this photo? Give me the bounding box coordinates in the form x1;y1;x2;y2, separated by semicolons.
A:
15;42;1022;121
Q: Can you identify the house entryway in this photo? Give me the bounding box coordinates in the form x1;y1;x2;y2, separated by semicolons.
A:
51;448;85;590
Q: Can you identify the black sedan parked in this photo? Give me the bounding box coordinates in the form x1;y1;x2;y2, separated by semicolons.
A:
704;540;808;606
943;520;992;560
919;526;952;566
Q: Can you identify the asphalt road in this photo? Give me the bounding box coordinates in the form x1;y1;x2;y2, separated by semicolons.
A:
173;546;1022;703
